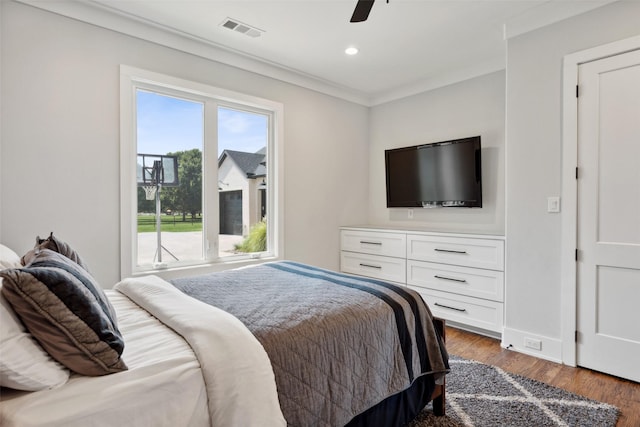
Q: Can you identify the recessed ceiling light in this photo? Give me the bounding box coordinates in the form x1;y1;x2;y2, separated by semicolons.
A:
345;47;359;56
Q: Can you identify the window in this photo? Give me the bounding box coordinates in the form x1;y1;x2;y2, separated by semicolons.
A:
120;66;283;278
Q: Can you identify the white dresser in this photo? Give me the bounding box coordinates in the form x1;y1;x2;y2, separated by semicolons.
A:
340;226;505;337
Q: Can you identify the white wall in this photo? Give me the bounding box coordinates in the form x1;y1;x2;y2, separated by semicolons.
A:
5;1;639;365
0;2;3;243
0;1;369;287
504;0;640;360
363;0;640;363
368;71;505;235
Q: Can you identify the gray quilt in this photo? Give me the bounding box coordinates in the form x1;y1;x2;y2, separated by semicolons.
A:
171;261;449;427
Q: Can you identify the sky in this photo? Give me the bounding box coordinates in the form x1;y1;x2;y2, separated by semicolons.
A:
136;90;268;157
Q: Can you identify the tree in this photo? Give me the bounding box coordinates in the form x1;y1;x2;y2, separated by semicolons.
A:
162;149;202;219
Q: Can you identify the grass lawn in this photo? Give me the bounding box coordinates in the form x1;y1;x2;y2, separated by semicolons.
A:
138;214;202;233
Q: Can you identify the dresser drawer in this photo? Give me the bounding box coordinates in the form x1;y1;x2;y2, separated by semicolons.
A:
341;229;406;258
340;252;406;284
407;234;504;270
413;287;504;333
407;260;504;302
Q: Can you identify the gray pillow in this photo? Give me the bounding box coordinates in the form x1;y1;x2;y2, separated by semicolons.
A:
21;232;90;271
0;249;127;376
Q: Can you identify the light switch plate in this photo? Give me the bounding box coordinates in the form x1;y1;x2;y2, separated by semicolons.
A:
547;196;560;213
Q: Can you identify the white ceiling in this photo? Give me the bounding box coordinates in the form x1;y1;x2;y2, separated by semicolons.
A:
21;0;614;105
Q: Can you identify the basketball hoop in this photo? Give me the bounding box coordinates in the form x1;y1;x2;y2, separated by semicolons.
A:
142;185;157;201
137;153;181;266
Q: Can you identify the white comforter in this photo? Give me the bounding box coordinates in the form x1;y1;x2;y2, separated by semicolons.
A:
0;276;286;427
1;288;209;427
115;275;286;427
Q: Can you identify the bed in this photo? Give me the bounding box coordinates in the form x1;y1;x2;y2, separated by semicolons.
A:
0;237;449;427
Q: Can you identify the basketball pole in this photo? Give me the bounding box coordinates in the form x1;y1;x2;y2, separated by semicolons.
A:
151;160;167;268
151;160;178;268
155;179;164;265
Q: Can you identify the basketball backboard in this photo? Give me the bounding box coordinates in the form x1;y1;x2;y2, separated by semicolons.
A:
137;154;179;187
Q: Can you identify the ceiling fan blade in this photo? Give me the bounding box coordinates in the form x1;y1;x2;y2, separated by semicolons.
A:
350;0;375;23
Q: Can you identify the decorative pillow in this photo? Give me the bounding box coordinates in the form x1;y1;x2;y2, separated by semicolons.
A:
1;243;22;270
21;232;90;271
0;283;70;391
0;249;127;376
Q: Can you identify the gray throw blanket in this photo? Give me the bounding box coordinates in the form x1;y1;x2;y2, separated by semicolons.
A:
171;261;449;427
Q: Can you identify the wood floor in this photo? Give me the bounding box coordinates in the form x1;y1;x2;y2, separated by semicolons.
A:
445;326;640;427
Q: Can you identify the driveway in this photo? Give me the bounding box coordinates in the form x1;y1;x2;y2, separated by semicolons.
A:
137;231;243;264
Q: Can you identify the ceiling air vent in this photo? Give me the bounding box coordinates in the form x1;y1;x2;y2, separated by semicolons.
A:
220;18;263;38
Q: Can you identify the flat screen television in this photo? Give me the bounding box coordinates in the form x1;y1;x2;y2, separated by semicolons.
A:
385;136;482;208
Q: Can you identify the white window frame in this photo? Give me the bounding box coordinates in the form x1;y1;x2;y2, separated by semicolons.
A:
120;65;284;279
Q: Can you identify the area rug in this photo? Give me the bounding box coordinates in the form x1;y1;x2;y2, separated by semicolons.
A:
409;355;620;427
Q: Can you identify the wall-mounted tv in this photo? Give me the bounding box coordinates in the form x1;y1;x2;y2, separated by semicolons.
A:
385;136;482;208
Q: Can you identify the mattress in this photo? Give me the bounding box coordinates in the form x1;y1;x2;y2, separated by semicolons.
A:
2;262;447;427
171;261;449;427
0;290;210;427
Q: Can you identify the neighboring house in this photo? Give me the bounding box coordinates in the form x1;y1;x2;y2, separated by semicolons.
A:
217;148;267;236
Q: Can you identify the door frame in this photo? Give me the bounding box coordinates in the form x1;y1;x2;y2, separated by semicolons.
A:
560;34;640;367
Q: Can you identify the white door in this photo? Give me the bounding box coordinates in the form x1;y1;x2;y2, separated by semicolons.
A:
576;49;640;383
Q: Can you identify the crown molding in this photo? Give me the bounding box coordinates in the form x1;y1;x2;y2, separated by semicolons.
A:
15;0;372;106
503;0;618;40
370;57;505;106
14;0;618;107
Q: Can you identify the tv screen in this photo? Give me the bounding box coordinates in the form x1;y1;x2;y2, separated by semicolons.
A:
385;136;482;208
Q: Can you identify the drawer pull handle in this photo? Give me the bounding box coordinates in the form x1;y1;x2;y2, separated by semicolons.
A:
434;275;467;283
434;302;467;312
360;241;382;245
434;248;467;254
359;263;382;269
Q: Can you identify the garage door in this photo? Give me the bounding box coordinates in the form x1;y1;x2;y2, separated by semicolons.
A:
220;190;242;235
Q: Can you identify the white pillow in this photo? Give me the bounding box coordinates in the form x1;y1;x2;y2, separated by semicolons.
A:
1;243;70;391
0;243;22;269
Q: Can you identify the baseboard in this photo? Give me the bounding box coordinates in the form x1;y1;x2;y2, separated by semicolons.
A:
501;327;562;363
446;321;502;340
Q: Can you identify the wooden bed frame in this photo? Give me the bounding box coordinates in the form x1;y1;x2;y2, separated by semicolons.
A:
430;317;446;416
